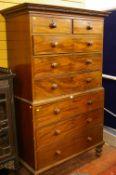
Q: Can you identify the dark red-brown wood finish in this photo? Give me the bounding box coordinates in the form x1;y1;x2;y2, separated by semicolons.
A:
1;3;109;175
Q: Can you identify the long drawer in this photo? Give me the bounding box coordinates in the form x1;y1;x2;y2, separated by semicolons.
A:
33;71;102;100
33;89;104;127
33;53;102;77
33;35;102;55
36;124;103;170
35;109;103;147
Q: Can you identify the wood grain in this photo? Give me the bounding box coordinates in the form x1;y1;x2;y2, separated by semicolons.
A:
31;15;72;34
36;124;103;170
33;89;104;127
35;109;104;147
2;3;106;174
33;53;102;77
33;35;102;55
73;17;103;34
33;71;102;100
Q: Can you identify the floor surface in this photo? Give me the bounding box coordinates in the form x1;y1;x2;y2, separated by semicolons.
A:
0;144;116;175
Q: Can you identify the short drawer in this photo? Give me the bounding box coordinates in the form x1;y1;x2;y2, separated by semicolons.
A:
33;35;102;55
36;124;103;170
33;53;102;77
35;109;103;147
31;15;71;34
73;18;103;34
33;89;104;127
33;71;102;100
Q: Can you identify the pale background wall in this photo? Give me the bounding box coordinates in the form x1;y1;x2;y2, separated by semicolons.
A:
0;0;85;68
85;0;116;10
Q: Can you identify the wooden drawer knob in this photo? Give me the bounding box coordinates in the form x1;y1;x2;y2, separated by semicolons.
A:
87;41;93;46
55;129;61;135
87;25;93;30
85;59;92;64
87;100;93;105
86;78;92;83
87;118;92;123
54;108;61;115
49;21;57;28
51;41;58;48
87;136;92;142
70;95;74;99
52;83;58;90
55;150;61;155
51;62;58;68
36;108;40;112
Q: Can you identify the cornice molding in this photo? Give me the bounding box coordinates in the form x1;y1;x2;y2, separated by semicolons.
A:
1;3;110;17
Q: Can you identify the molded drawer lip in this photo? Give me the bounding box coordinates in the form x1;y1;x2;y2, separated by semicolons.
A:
35;109;104;147
73;18;103;34
33;71;102;100
33;53;102;78
31;15;72;34
33;89;104;127
33;35;103;55
36;124;103;170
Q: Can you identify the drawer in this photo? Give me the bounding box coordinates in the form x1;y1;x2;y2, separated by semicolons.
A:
33;71;102;100
33;53;102;77
33;89;104;127
33;35;102;55
31;15;71;34
36;124;103;170
73;18;103;34
35;109;103;147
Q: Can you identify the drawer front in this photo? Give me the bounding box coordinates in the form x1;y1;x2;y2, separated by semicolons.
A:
33;35;102;55
33;89;104;127
73;18;103;34
35;109;103;147
33;71;102;100
31;15;71;34
33;53;102;77
36;125;103;170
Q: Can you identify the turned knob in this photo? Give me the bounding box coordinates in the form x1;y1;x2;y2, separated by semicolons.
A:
51;62;58;68
55;129;61;135
85;59;92;64
36;108;40;112
52;83;58;90
86;78;92;83
54;108;61;115
87;118;92;123
55;150;61;155
87;25;93;30
70;95;74;99
51;41;58;47
87;100;93;105
87;136;92;142
87;41;93;46
49;21;57;28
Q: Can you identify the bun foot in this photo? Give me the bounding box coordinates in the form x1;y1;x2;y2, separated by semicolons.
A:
96;145;103;157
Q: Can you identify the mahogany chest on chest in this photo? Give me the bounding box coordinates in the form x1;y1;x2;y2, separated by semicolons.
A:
2;3;109;175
